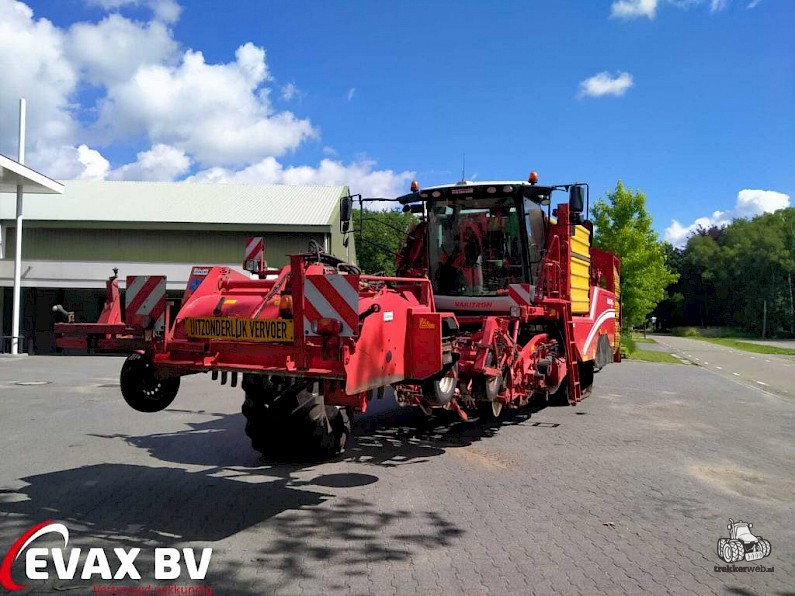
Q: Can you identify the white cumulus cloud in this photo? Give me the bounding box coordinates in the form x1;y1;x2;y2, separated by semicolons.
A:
0;0;408;190
85;0;181;23
664;189;791;247
186;157;415;201
66;14;178;86
96;44;316;166
611;0;659;19
109;143;191;180
611;0;743;19
578;71;634;98
0;0;78;156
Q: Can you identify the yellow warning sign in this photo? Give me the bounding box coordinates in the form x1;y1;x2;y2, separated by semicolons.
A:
185;317;294;342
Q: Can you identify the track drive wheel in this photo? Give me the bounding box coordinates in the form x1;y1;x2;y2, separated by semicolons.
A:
120;353;179;412
242;377;351;461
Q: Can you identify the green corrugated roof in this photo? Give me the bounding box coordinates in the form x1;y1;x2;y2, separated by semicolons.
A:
0;180;346;227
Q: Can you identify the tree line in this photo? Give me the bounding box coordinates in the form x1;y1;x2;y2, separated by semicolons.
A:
653;208;795;336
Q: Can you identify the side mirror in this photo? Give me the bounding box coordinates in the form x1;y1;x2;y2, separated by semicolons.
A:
340;195;353;232
749;523;752;528
569;185;585;214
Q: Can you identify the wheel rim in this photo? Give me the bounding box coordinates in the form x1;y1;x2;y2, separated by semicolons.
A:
723;544;732;562
437;369;456;394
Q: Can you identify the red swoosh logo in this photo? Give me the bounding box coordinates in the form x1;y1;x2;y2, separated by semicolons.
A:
0;520;56;591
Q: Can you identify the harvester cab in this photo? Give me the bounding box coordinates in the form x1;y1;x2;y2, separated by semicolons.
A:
394;177;589;314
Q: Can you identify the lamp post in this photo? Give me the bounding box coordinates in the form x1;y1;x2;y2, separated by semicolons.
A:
11;99;26;355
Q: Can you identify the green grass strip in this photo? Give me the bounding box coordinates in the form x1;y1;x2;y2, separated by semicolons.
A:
628;349;683;364
691;337;795;355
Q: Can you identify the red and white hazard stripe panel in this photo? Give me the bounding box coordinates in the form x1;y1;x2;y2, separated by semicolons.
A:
244;236;264;272
126;275;166;332
303;274;360;337
508;283;535;306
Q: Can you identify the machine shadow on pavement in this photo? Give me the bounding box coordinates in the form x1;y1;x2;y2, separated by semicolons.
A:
0;403;555;587
0;401;555;589
114;399;546;471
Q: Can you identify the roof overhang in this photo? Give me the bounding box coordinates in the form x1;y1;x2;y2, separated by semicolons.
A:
0;154;64;194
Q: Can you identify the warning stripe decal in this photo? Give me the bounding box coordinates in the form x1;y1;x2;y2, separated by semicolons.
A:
303;274;359;337
245;237;263;262
508;283;535;306
126;275;166;331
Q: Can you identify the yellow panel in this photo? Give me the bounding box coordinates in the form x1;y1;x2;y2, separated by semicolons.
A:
570;225;591;314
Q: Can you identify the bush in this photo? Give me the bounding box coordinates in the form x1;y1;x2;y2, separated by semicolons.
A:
672;326;698;337
621;333;637;358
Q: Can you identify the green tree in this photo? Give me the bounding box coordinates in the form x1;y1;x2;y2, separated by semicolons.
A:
592;181;678;328
353;208;418;275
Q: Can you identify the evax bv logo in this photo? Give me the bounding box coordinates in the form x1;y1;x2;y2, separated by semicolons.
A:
1;521;212;591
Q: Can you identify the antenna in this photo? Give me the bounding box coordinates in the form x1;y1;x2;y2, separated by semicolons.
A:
458;152;466;184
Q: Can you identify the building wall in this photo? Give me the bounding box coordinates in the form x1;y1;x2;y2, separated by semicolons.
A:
1;226;330;268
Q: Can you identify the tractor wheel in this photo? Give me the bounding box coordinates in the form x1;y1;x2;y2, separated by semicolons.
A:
717;539;727;558
729;540;745;563
120;353;179;413
721;542;735;563
242;378;350;461
759;539;771;557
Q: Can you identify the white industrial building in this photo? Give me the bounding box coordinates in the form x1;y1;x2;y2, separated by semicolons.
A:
0;180;355;353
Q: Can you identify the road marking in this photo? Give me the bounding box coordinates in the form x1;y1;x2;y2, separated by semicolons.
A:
750;356;756;359
715;366;722;370
733;373;740;376
765;359;771;363
757;381;768;386
704;361;709;365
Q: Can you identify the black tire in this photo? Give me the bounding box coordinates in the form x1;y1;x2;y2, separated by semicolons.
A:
548;378;569;407
120;353;179;413
579;360;594;398
242;376;351;461
721;542;734;564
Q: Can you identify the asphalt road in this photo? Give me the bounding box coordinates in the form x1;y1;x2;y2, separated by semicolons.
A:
0;356;793;595
652;335;795;401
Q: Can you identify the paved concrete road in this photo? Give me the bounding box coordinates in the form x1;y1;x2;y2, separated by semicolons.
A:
652;335;795;401
1;357;793;595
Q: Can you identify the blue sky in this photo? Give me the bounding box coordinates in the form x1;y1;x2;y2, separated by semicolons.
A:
1;0;792;244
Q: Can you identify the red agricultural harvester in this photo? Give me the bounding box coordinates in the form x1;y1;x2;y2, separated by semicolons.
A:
55;174;621;460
